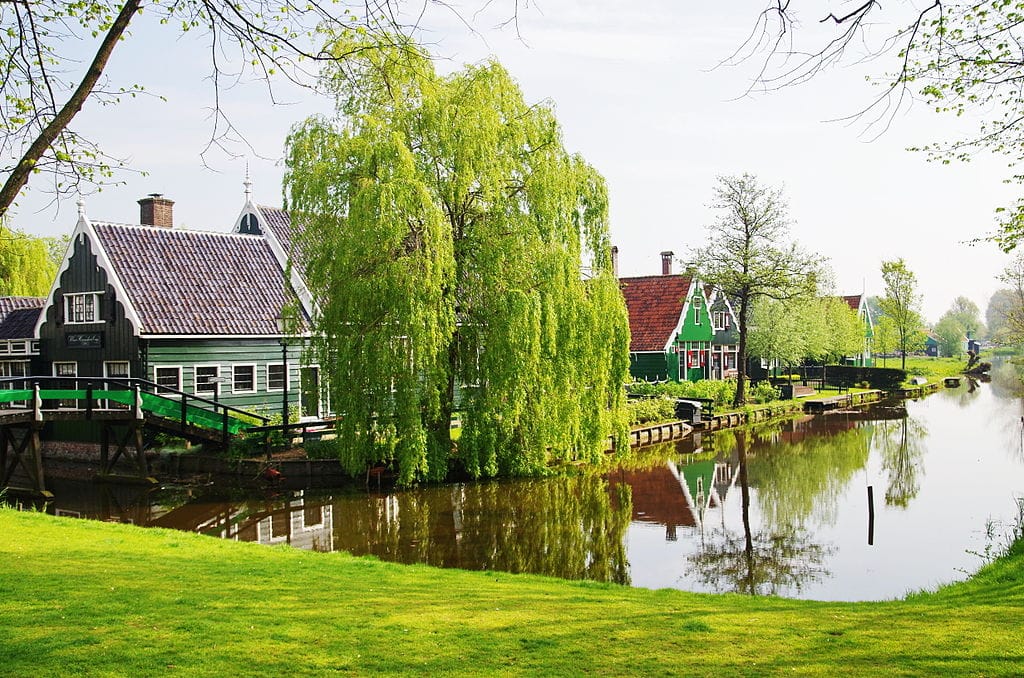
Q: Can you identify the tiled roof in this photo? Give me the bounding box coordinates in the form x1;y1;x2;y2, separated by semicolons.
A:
258;206;295;254
0;297;44;339
619;274;692;352
843;294;863;312
93;223;299;335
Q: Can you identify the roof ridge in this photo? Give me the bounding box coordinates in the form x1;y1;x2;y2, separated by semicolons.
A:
93;222;254;239
618;273;691;281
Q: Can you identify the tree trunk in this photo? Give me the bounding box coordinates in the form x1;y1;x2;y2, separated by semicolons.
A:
0;0;141;220
734;295;749;408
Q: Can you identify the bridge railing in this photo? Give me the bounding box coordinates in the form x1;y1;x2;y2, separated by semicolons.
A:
0;376;270;443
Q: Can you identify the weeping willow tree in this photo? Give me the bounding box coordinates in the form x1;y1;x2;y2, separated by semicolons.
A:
285;33;630;485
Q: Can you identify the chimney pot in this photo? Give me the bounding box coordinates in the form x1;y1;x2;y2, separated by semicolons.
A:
660;250;674;275
138;194;174;228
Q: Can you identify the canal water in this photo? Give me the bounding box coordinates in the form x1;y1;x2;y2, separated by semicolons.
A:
28;370;1024;601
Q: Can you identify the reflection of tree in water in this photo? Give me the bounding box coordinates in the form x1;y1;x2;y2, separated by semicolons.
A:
745;422;871;528
876;416;927;508
689;437;834;596
988;358;1024;400
330;474;633;584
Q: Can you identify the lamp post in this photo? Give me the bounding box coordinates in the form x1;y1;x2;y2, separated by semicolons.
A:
276;313;289;432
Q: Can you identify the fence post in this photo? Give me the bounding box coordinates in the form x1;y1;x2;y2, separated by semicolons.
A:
134;385;144;421
33;383;42;422
85;382;93;420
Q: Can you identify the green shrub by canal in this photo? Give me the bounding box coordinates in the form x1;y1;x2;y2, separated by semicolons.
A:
1;508;1022;676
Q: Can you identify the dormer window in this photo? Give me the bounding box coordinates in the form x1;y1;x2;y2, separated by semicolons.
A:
65;292;103;324
692;296;702;325
239;213;262;235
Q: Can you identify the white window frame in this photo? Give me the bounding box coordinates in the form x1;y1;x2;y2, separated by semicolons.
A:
232;363;257;394
53;361;78;378
692;296;702;325
194;364;221;396
266;362;289;393
0;360;29;378
154;365;183;392
7;340;27;355
64;291;103;324
103;361;130;379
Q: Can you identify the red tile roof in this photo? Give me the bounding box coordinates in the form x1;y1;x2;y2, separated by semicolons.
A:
843;294;863;312
619;274;692;352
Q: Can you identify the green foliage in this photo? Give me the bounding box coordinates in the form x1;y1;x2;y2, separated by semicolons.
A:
748;380;780;404
688;174;822;407
285;32;630;485
0;225;57;296
304;437;342;460
823;366;906;391
879;259;925;371
627;379;736;407
625;397;677;426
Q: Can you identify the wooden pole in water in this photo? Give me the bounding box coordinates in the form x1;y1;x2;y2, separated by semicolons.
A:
867;485;875;546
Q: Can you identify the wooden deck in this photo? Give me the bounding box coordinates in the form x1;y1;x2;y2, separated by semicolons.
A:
802;390;883;413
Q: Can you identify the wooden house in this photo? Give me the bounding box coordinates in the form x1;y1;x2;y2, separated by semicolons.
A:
706;286;739;380
842;294;874;366
618;252;714;382
0;297;43;379
33;187;326;419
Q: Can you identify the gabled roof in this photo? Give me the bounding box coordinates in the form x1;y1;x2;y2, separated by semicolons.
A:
92;223;299;335
0;297;44;340
619;274;693;352
257;206;295;255
843;294;863;312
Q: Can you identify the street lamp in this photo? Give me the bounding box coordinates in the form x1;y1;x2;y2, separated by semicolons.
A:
276;312;289;433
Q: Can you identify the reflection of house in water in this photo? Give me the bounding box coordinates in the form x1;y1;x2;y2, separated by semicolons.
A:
608;453;740;541
150;491;335;552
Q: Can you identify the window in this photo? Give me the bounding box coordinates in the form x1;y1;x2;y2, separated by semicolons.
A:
65;292;103;324
53;361;78;407
7;340;27;355
0;360;28;377
104;361;130;379
154;366;181;391
692;296;702;324
267;363;287;392
713;311;729;331
232;364;256;394
195;365;220;395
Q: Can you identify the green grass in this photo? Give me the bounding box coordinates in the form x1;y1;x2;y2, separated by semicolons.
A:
2;508;1023;676
891;356;970;383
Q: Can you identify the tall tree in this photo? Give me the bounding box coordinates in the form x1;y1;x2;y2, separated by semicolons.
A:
285;33;630;485
879;259;925;371
934;314;966;359
740;3;1024;250
992;252;1024;345
946;296;985;340
689;174;820;407
987;288;1021;345
0;1;518;221
0;226;57;296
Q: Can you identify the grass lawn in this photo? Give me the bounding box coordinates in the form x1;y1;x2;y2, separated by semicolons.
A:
886;356;970;383
2;508;1023;676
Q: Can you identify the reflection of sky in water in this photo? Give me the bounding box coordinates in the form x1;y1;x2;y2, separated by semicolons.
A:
657;382;1024;601
36;378;1024;602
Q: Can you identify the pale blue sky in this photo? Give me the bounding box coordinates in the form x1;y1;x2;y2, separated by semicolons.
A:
6;1;1013;322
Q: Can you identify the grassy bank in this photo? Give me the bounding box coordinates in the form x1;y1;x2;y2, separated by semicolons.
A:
2;509;1023;676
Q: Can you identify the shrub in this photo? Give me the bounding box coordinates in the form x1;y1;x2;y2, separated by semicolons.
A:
304;438;341;460
626;379;736;407
626;397;677;425
748;381;779;404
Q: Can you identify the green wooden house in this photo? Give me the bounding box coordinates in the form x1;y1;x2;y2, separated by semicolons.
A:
33;186;326;420
618;252;714;382
842;294;874;367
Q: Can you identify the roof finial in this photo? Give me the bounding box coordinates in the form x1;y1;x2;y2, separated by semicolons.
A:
76;194;86;218
243;163;252;201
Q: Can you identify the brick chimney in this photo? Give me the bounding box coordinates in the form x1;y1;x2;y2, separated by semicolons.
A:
139;194;174;228
660;250;674;275
611;245;619;278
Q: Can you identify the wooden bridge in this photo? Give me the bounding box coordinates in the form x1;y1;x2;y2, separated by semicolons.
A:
0;377;269;498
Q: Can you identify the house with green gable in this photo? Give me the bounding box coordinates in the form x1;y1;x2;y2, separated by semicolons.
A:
618;252;715;382
841;294;874;366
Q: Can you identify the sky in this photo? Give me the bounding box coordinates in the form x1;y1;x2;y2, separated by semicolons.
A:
6;1;1017;322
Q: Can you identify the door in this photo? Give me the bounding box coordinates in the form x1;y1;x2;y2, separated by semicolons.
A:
299;366;320;419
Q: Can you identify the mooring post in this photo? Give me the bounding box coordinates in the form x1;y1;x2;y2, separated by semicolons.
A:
867;485;875;546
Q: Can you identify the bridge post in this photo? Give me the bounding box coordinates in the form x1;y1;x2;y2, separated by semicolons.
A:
85;382;93;420
134;386;143;421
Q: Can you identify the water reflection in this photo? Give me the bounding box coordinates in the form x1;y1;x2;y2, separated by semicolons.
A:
21;379;1024;601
